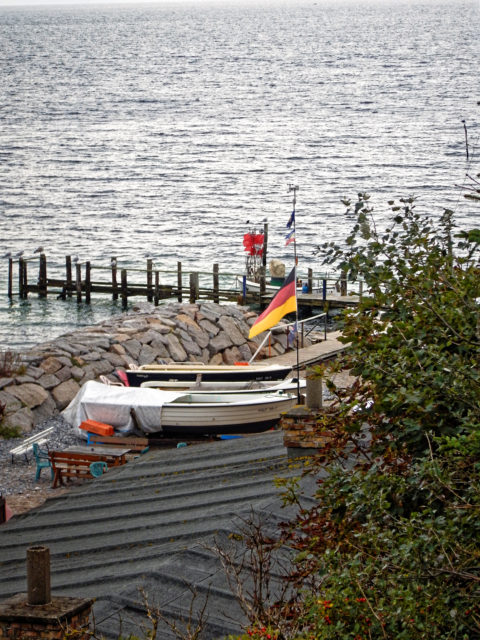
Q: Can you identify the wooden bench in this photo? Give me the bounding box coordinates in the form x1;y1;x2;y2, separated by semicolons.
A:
10;426;55;463
86;434;149;454
48;450;127;488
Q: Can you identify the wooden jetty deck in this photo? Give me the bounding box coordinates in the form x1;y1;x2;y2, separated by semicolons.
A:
4;254;362;312
262;330;348;371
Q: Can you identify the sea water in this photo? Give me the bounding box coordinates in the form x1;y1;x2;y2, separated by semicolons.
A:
0;0;478;350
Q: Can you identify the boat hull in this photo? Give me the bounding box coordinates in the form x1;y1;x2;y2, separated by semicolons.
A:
140;377;306;395
157;392;297;436
125;364;293;387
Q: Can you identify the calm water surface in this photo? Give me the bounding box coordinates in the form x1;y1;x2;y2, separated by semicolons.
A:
0;0;478;350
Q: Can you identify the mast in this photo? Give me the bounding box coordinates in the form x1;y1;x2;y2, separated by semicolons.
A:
288;184;301;402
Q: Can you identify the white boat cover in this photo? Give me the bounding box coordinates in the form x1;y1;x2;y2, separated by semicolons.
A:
62;381;185;437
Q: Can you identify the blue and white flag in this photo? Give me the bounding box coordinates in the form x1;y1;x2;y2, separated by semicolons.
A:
285;228;295;246
286;210;295;229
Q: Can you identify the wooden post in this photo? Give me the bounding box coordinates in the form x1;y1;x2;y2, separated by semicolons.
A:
213;263;219;303
111;257;118;300
308;268;313;294
260;270;266;296
146;258;153;302
76;263;82;302
38;254;47;297
65;256;72;297
262;222;268;275
7;258;12;298
18;258;24;299
177;261;182;302
85;261;91;303
154;271;159;306
23;259;28;298
121;269;128;308
189;272;199;303
340;269;347;297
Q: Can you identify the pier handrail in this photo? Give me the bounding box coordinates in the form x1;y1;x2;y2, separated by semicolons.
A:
249;312;327;363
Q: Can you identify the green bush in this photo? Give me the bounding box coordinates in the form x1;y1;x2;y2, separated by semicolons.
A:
224;195;480;640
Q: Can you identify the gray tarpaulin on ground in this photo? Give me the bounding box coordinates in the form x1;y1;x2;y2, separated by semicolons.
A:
61;381;184;435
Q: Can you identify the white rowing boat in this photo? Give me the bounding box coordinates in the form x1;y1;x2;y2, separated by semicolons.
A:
140;377;306;395
63;381;298;437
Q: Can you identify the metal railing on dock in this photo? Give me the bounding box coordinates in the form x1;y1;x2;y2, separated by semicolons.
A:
5;254;364;311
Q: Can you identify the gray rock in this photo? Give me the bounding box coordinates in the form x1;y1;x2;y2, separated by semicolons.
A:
198;318;220;337
166;334;187;362
152;317;176;328
138;344;157;366
237;343;253;362
274;333;288;351
0;390;22;413
40;356;63;374
0;377;14;390
83;360;113;378
222;346;243;365
233;317;252;337
136;329;164;345
109;343;126;356
32;394;58;424
55;366;73;383
123;339;142;360
52;379;81;411
74;337;111;351
218;316;246;347
184;325;210;349
197;307;220;324
37;373;61;390
14;375;36;385
209;353;224;366
150;333;169;348
208;331;233;355
181;337;202;358
103;352;127;367
24;366;44;380
149;339;170;360
3;408;34;434
53;340;80;355
81;351;102;362
70;366;85;381
4;383;49;409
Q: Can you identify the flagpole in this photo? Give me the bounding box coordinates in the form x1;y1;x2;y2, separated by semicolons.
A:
288;184;301;403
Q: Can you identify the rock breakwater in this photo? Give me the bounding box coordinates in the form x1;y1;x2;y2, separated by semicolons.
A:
0;302;304;434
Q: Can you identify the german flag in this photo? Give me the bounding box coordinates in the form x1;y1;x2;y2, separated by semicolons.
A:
248;267;297;339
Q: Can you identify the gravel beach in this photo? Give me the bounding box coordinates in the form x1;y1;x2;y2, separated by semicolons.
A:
0;415;83;515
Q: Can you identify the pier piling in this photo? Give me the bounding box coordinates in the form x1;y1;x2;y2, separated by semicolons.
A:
38;253;47;297
76;263;82;303
3;253;360;314
66;255;72;297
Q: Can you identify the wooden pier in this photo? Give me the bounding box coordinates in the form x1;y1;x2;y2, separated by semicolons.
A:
5;254;361;312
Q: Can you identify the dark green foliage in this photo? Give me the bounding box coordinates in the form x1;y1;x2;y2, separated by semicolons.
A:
318;197;480;459
224;196;480;640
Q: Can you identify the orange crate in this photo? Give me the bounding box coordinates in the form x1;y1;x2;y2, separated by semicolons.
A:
79;420;114;436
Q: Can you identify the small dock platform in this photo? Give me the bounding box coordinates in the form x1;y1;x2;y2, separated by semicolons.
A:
262;330;347;371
